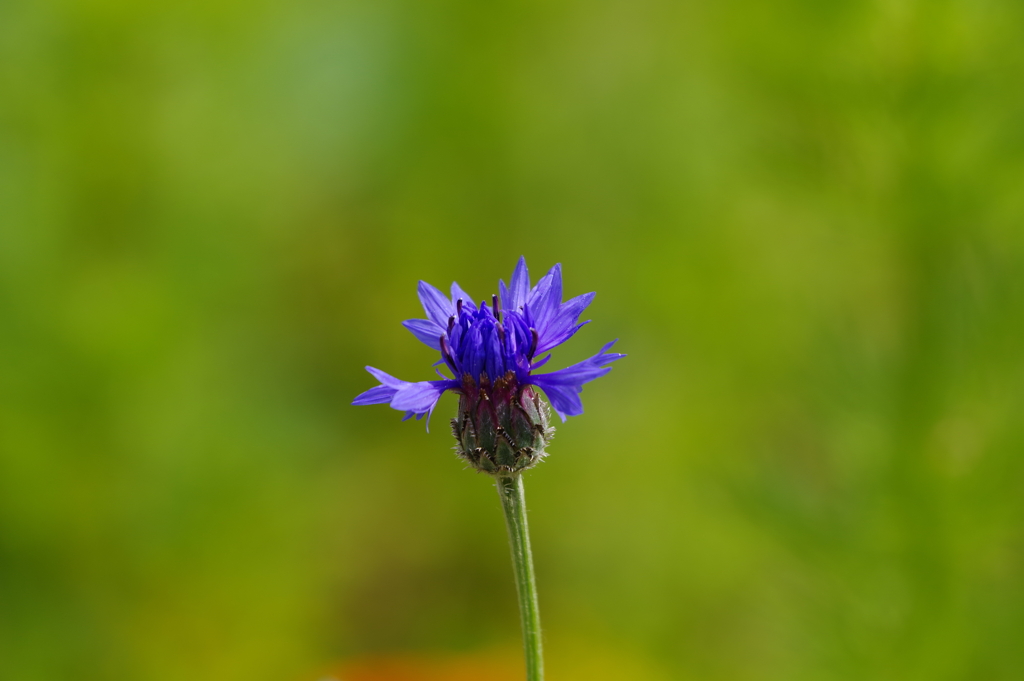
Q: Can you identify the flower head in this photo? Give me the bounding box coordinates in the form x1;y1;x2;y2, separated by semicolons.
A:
354;257;624;473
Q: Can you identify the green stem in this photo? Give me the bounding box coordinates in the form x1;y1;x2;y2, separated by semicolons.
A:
497;474;544;681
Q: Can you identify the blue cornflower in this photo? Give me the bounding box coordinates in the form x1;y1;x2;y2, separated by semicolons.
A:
353;257;624;473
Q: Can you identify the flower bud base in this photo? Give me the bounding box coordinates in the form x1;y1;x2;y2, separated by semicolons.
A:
451;371;554;475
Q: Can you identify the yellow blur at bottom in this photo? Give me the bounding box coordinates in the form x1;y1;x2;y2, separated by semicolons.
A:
321;642;672;681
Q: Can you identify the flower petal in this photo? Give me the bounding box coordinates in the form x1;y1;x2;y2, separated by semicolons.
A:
352;384;398;406
498;279;512;312
417;280;454;327
402;318;444;350
353;366;404;405
535;291;595;355
526;263;562;331
530;353;552;370
365;366;405;389
503;256;531;311
353;365;458;430
461;324;485;379
529;341;624;421
391;380;455;413
529;380;582;422
450;282;476;310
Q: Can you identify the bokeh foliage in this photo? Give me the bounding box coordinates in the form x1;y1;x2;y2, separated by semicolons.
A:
2;0;1024;679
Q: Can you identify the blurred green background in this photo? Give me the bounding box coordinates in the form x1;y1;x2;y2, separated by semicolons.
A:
3;0;1024;679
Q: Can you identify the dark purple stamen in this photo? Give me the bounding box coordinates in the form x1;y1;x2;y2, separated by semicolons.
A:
528;328;538;358
440;335;458;375
493;294;501;321
447;315;455;335
456;298;464;316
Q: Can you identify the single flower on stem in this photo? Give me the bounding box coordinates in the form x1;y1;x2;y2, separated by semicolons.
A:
354;256;623;473
353;257;624;681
